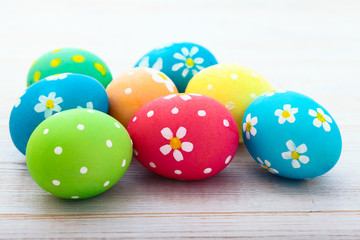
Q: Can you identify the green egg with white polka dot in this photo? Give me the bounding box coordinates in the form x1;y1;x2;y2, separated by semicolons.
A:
27;48;112;88
26;109;132;199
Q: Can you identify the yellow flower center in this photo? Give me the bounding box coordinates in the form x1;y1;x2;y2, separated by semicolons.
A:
282;110;291;118
46;100;55;109
316;113;326;123
185;58;195;68
170;137;182;150
291;151;300;160
263;165;270;171
246;122;252;132
158;73;168;80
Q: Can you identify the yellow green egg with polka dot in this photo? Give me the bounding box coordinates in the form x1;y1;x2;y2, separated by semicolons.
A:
185;64;273;142
27;48;112;88
26;109;132;199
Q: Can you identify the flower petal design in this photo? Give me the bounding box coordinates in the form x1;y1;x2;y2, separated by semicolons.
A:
309;109;317;117
161;127;173;140
138;56;149;67
324;114;332;123
290;108;298;114
181;47;189;57
270;168;279;174
174;53;186;61
299;155;309;164
86;102;93;109
38;95;48;103
54;97;63;105
246;131;250;140
282;151;292;159
189;46;199;57
191;69;198;76
48;92;56;99
176;127;186;139
251;116;258;126
313;118;322;128
283;104;291;111
323;122;331;132
256;157;264;164
172;63;184;71
246;113;251;123
160;144;172;155
286;140;296;151
196;65;205;70
194;57;204;64
52;105;61;112
181;142;193;152
264;160;271;167
274;109;283;117
182;68;189;77
44;109;53;119
34;103;45;112
250;127;257;136
317;108;324;115
152;57;163;70
292;160;300;168
173;150;184;161
296;144;307;154
278;117;286;124
287;115;296;123
242;123;247;132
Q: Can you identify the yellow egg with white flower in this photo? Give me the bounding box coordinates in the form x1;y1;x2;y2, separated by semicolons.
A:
185;64;273;142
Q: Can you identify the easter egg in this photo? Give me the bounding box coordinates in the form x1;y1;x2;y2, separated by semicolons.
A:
242;90;342;179
106;67;178;127
127;93;239;180
134;42;218;92
185;64;273;142
10;73;109;155
27;48;112;88
26;109;132;199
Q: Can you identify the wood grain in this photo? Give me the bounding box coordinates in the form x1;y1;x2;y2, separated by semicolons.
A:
0;0;359;238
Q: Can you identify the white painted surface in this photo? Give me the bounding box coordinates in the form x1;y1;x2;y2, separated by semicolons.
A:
1;0;359;238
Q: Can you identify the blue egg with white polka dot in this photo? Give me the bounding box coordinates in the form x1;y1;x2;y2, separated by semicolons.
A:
9;73;109;155
242;90;342;179
134;42;218;93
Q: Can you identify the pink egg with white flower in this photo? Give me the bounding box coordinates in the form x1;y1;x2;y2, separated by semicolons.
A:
127;93;239;180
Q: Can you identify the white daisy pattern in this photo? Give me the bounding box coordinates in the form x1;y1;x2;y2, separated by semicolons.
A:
265;89;287;97
163;94;192;101
14;90;26;108
45;73;69;81
309;108;333;132
138;56;163;71
274;104;298;124
77;102;94;109
281;140;309;168
145;68;176;93
256;157;279;174
172;47;204;78
243;113;258;140
34;92;63;118
159;126;194;162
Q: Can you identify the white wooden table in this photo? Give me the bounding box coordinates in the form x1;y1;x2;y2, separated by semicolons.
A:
1;0;359;238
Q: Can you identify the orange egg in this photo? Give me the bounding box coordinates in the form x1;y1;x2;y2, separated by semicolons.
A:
106;67;178;127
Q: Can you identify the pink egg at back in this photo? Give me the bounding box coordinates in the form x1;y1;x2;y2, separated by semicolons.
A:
127;93;239;180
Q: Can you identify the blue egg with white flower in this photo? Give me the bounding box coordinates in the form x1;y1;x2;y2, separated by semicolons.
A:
242;90;342;179
134;42;218;92
9;73;109;155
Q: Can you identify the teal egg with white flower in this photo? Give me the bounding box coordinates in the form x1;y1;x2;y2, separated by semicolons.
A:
242;90;342;179
134;42;218;92
9;73;109;155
